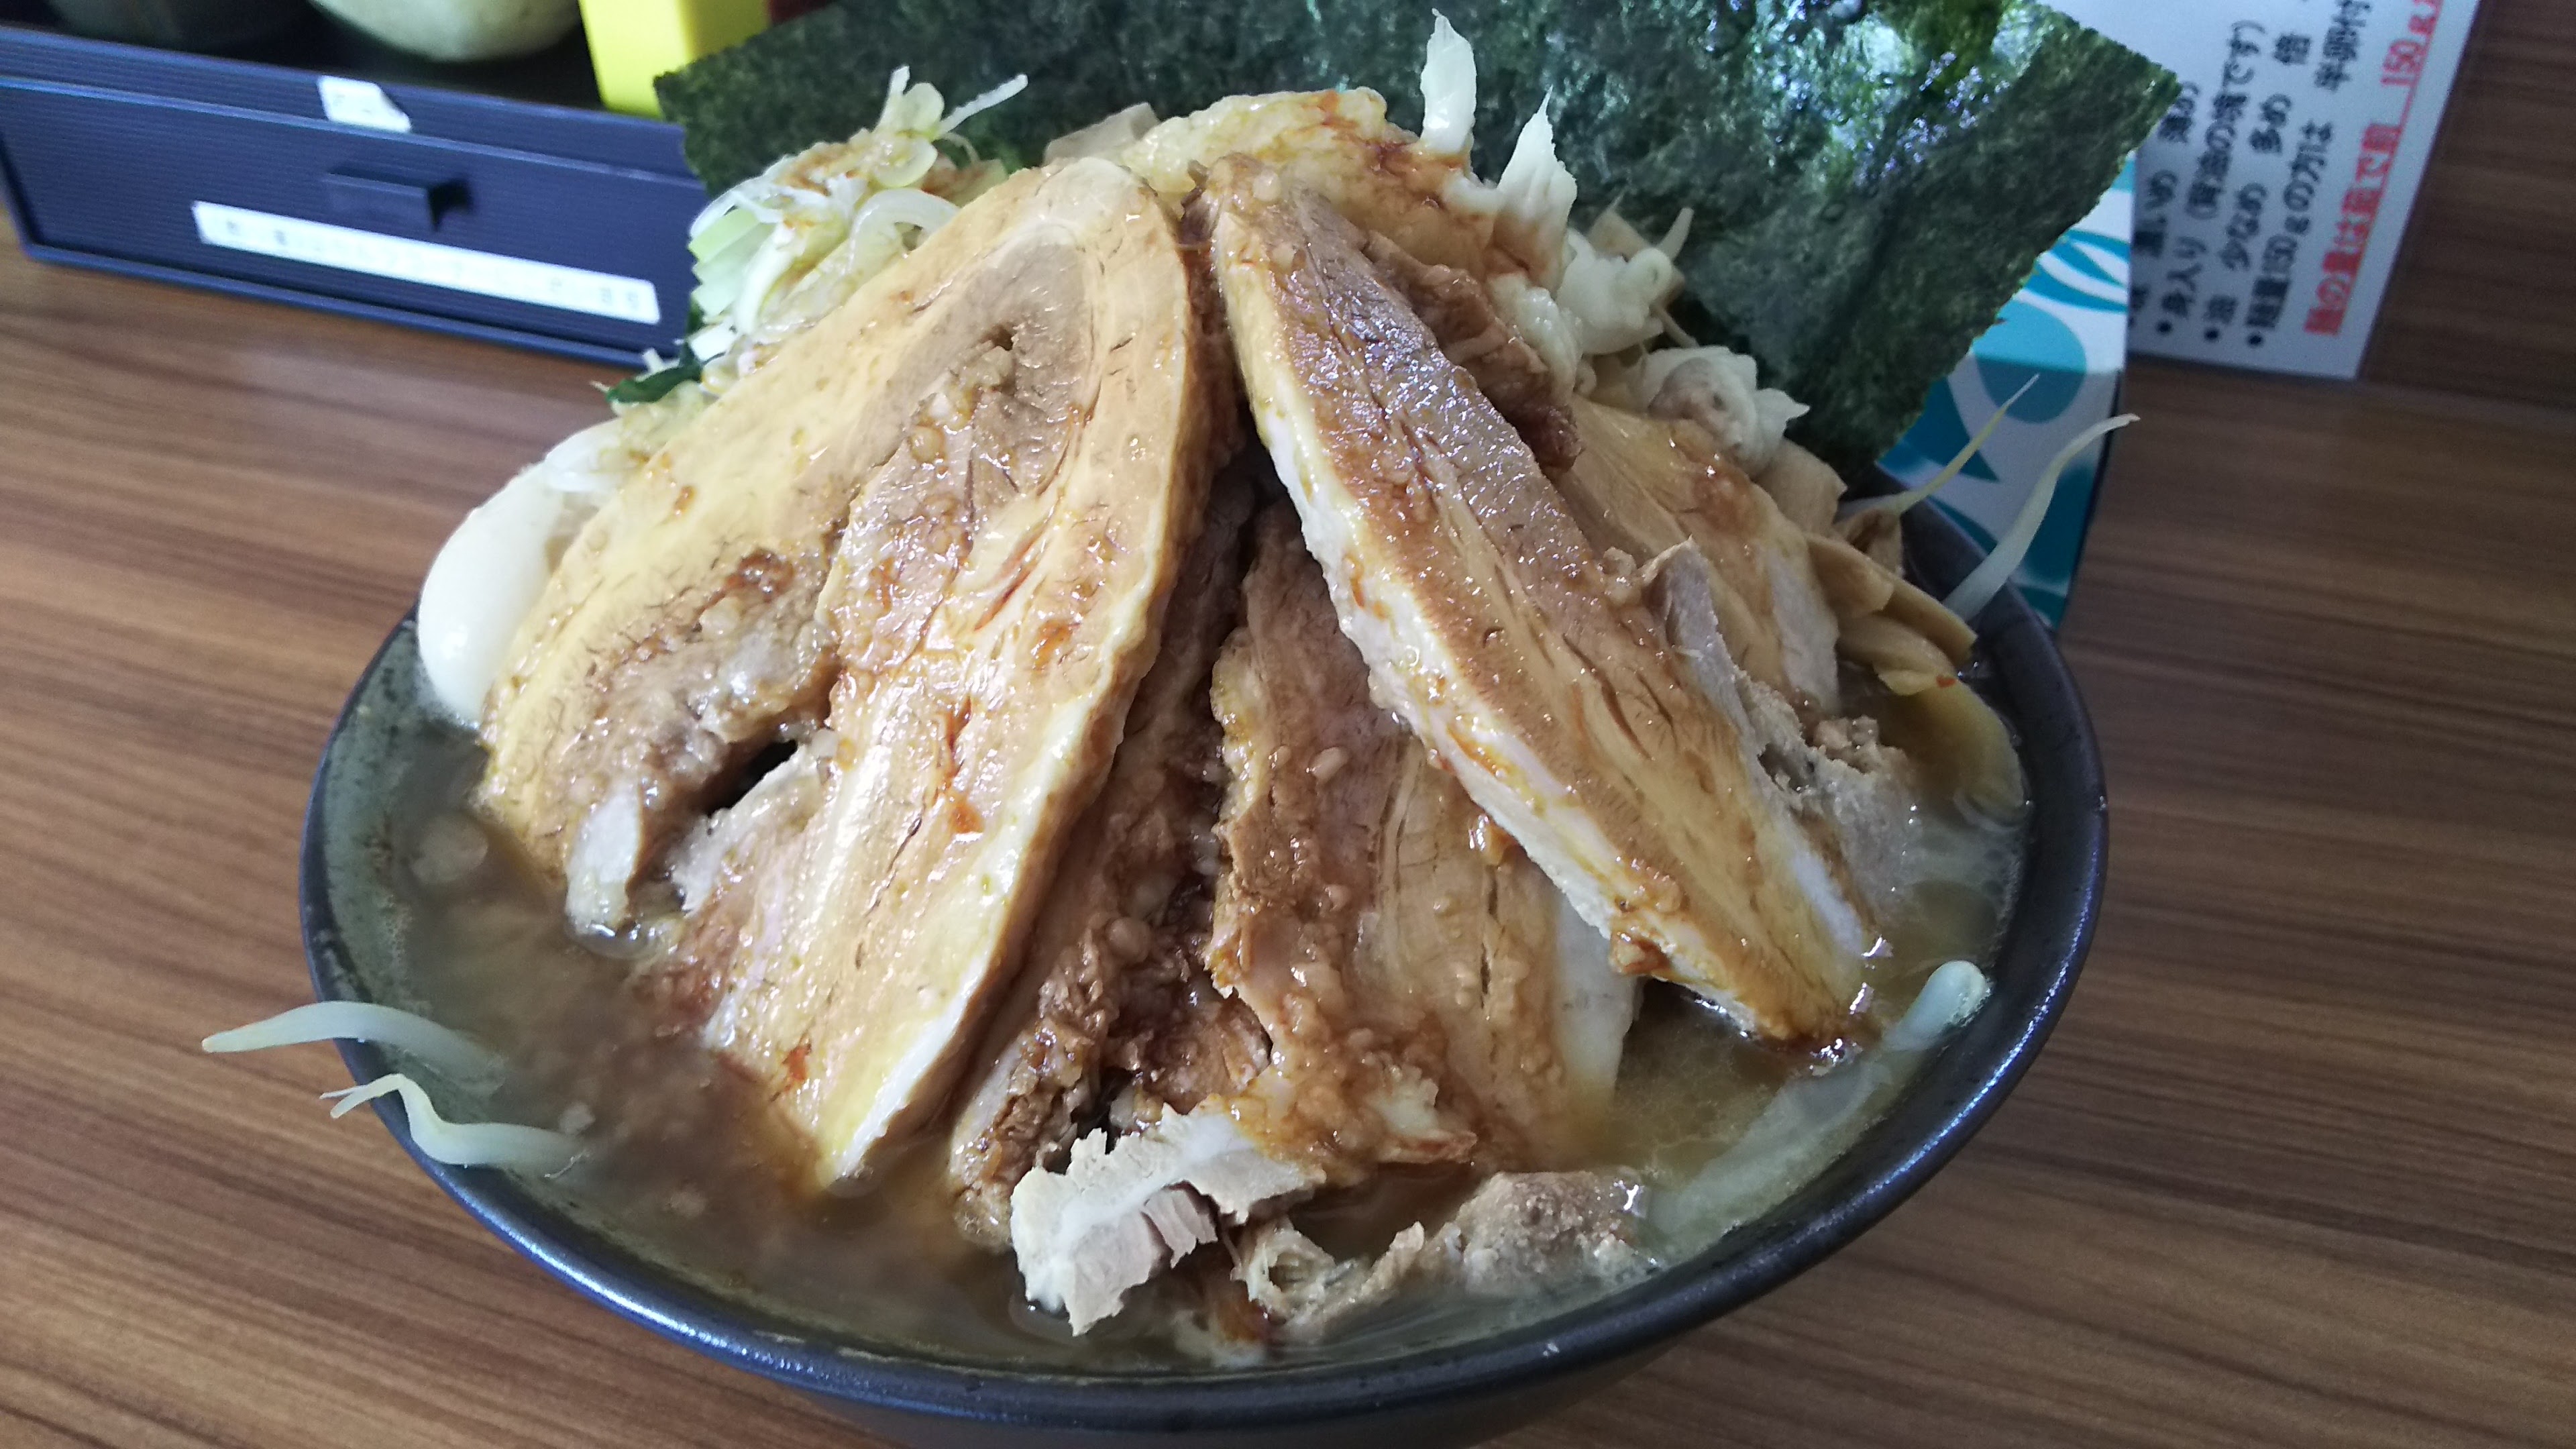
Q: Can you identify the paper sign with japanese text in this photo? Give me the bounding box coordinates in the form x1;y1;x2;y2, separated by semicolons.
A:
2048;0;2479;377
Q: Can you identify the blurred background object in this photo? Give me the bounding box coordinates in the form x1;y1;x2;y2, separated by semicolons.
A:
307;0;580;63
576;0;768;116
0;0;705;364
44;0;301;49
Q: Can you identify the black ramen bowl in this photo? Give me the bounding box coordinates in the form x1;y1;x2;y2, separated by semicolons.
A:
301;502;2106;1449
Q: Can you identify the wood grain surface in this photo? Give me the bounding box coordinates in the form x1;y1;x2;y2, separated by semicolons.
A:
3;225;2573;1448
2367;0;2576;406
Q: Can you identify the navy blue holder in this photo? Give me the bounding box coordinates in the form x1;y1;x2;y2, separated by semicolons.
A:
0;11;704;368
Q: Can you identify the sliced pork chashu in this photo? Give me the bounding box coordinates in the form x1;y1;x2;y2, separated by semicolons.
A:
1205;158;1869;1043
1574;390;2025;826
480;159;1221;920
1118;90;1497;276
1554;400;1928;911
998;507;1465;1325
1362;234;1579;474
484;158;1228;1187
1003;510;1638;1331
1236;1171;1650;1344
1200;505;1467;1180
1558;398;1841;715
943;468;1258;1248
1210;507;1633;1175
1368;745;1635;1167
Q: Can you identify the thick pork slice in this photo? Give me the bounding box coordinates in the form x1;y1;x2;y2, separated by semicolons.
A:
1117;89;1497;275
1236;1171;1652;1343
1200;506;1472;1180
1003;512;1638;1331
1010;1105;1315;1334
1558;397;1842;715
943;470;1257;1248
1366;746;1634;1168
1200;508;1632;1178
1205;158;1870;1043
1565;398;2025;833
487;160;1228;1187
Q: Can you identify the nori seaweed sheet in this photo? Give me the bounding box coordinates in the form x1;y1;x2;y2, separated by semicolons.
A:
658;1;2175;469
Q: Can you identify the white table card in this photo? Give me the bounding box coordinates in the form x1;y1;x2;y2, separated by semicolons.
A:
2048;0;2481;377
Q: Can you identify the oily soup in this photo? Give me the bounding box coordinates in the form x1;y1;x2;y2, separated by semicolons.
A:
364;648;2021;1371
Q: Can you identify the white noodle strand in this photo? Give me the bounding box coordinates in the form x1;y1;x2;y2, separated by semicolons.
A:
203;1002;502;1086
325;1075;582;1174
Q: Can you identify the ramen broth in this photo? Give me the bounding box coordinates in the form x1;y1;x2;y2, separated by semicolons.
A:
378;674;2020;1368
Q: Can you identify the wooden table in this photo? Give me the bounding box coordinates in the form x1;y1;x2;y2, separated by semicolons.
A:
3;223;2571;1449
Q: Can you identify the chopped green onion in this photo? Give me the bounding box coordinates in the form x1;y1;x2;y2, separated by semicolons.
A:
604;352;703;407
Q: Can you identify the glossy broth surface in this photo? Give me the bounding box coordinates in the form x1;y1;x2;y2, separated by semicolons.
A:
371;672;2020;1369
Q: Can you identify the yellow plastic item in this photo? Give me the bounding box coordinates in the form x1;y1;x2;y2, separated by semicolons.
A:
578;0;770;118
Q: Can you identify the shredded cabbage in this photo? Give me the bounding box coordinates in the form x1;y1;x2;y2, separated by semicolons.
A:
939;74;1028;136
325;1074;582;1174
1459;34;1716;407
1585;205;1693;268
1554;231;1679;356
1943;413;2137;620
1489;272;1582;390
1633;347;1809;473
687;321;741;361
203;1002;504;1087
1418;12;1477;157
1491;97;1576;284
677;68;1020;395
1654;207;1693;261
687;205;761;262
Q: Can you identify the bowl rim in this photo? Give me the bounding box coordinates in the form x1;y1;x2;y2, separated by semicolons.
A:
303;502;2106;1434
